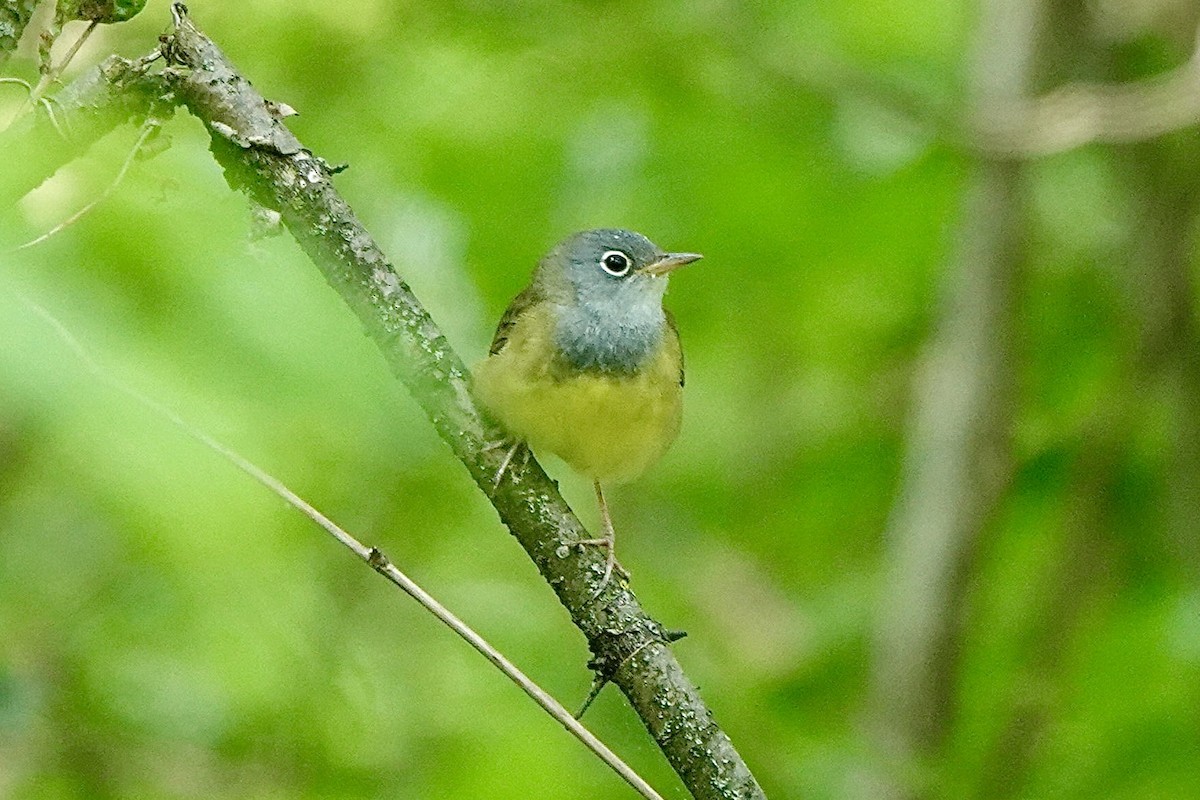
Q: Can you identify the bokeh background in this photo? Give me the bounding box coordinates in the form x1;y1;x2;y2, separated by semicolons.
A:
3;1;1200;798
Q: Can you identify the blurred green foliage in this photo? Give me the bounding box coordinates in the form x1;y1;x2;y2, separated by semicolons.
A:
2;1;1199;799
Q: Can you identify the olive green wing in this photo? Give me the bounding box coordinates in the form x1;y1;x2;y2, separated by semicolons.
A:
666;309;685;387
489;285;543;355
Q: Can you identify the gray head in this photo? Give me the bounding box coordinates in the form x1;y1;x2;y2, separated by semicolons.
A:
539;228;700;302
538;228;701;374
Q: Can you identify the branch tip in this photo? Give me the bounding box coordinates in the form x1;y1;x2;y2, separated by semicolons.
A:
367;547;389;570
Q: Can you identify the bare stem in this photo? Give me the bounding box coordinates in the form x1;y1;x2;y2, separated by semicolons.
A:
9;20;98;126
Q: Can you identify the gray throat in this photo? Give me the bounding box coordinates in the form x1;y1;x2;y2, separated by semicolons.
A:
553;300;665;375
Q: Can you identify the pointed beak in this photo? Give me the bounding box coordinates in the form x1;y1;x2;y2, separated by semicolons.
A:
642;251;703;277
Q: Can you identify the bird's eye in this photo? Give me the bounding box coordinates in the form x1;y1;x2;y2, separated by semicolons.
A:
600;250;632;277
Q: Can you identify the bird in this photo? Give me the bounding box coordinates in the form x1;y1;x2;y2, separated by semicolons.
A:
474;228;701;590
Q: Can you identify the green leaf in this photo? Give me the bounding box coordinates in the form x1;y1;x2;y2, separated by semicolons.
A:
56;0;147;24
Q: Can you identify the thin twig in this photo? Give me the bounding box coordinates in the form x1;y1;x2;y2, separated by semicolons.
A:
0;76;33;93
14;119;157;251
18;294;666;800
13;19;99;124
0;77;63;134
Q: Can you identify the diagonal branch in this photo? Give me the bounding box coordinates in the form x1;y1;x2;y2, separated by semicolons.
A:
0;5;765;798
163;12;764;796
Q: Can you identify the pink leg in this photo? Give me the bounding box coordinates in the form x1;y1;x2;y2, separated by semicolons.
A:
576;480;628;592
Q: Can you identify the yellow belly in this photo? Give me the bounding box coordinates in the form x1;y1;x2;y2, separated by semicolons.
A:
473;306;682;485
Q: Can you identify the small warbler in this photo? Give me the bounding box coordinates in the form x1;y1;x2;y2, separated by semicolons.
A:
474;229;701;587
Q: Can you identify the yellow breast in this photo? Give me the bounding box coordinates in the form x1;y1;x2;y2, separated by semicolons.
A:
473;304;682;485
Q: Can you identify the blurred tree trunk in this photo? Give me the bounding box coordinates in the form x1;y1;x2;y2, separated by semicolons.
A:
980;26;1200;786
977;409;1123;798
977;128;1200;798
865;1;1041;796
867;1;1200;795
1120;138;1200;574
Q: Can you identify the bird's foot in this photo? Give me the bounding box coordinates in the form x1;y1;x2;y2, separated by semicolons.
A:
576;535;629;597
582;480;628;598
482;437;529;489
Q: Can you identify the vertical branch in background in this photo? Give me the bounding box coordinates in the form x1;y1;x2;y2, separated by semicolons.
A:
866;0;1041;795
977;413;1121;798
981;24;1200;796
0;1;38;63
1117;119;1200;770
1119;139;1200;574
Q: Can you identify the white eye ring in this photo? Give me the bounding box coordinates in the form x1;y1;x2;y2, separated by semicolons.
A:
600;250;632;277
